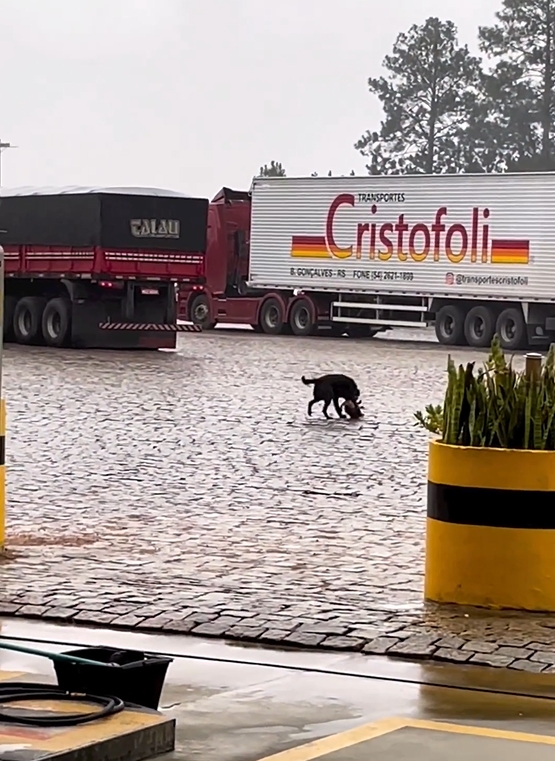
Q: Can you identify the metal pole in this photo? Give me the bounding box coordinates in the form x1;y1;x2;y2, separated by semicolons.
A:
0;141;17;188
525;352;542;383
0;142;8;188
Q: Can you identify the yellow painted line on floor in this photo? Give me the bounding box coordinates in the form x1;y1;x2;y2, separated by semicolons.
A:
404;718;555;745
256;718;406;761
257;716;555;761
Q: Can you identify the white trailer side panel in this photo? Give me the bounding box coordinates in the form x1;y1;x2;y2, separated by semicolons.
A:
248;174;555;301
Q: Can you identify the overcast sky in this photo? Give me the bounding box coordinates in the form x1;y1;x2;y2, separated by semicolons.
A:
0;0;500;198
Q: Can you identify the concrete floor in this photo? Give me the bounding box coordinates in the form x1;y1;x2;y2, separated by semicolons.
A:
0;618;555;761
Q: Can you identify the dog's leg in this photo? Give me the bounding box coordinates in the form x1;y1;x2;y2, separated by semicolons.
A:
322;400;332;419
333;395;346;418
308;400;316;416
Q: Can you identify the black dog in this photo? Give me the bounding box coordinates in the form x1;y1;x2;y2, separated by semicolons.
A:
302;374;361;419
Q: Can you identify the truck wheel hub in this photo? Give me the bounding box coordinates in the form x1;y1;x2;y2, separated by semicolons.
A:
473;318;484;337
20;311;32;335
46;312;61;336
295;307;309;328
502;320;515;340
267;307;279;326
194;304;208;320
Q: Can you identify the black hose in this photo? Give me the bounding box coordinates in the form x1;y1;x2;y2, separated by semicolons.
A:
0;683;124;726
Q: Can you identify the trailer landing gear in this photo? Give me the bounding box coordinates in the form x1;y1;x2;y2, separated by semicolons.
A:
345;325;380;338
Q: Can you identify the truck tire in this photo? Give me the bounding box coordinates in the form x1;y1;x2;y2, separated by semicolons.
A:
13;296;47;345
289;298;317;336
464;305;496;348
496;307;526;350
42;297;72;347
190;294;215;330
435;304;466;346
259;298;285;335
4;295;17;340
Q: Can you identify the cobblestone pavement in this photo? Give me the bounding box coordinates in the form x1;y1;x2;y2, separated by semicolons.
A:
1;328;555;672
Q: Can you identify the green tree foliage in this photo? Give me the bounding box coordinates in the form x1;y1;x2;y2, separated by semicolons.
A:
459;62;538;172
479;0;555;171
258;161;286;177
355;17;484;174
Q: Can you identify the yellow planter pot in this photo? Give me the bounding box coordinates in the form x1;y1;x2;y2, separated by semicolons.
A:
425;440;555;611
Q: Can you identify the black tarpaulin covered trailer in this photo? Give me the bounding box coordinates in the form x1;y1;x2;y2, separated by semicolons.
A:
0;186;209;252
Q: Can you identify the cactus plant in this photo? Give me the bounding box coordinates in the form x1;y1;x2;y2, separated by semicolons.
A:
415;335;555;450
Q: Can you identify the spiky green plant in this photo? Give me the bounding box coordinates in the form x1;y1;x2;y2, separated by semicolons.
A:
415;335;555;450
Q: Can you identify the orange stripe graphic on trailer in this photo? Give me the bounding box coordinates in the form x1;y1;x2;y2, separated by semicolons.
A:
290;236;331;259
490;239;529;265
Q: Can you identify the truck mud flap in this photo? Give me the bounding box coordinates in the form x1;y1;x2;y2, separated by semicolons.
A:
98;322;202;332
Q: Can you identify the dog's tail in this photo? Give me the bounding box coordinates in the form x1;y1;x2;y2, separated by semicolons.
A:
301;376;316;386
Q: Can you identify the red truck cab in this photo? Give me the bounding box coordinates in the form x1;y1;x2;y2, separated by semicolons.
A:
178;185;359;337
179;187;254;328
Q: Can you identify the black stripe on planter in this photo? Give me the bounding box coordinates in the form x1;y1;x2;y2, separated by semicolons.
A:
427;481;555;529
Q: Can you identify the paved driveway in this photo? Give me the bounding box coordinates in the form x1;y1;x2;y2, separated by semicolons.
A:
2;328;555;672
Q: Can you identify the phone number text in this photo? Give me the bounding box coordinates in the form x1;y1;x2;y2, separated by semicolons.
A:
290;267;415;282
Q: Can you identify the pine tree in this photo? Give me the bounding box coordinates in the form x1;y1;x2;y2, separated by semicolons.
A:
258;161;286;177
479;0;555;169
355;17;483;174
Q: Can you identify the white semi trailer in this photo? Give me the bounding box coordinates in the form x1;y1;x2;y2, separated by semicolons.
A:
246;172;554;349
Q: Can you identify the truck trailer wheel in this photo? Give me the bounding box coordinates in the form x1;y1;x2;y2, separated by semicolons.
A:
435;304;466;346
496;307;526;350
289;299;317;336
464;305;496;348
13;297;47;345
259;298;285;335
3;295;17;340
190;294;215;330
42;297;72;347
